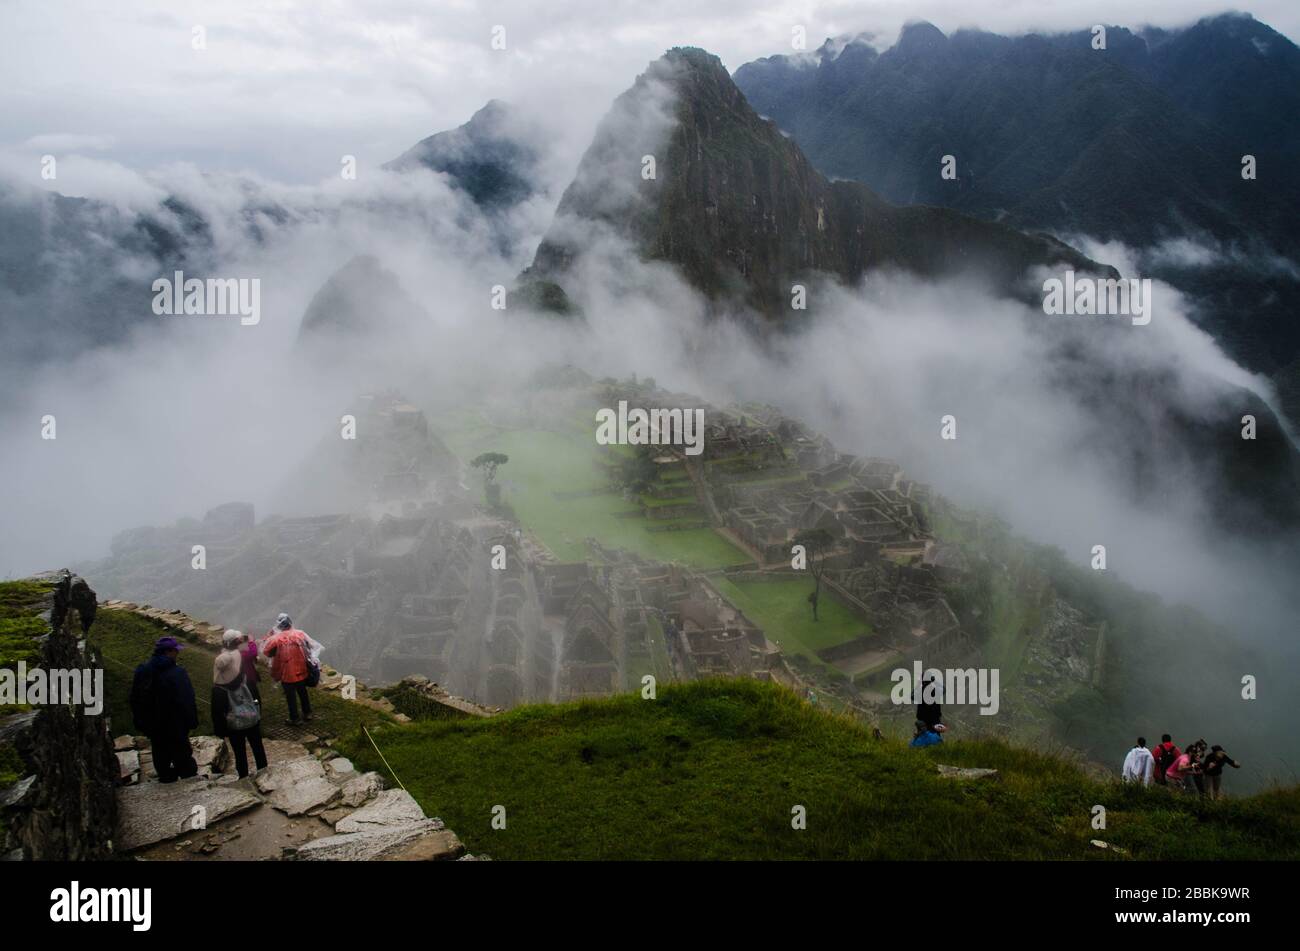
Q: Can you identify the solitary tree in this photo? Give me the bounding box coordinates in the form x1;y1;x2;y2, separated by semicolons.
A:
793;528;834;621
471;451;509;507
470;452;509;483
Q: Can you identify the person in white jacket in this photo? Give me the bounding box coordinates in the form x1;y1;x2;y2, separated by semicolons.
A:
1122;737;1155;786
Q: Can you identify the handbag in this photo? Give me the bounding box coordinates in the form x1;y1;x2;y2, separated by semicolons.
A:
223;680;261;731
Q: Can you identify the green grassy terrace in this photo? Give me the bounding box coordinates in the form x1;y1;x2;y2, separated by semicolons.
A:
712;575;865;665
440;423;748;567
339;678;1300;861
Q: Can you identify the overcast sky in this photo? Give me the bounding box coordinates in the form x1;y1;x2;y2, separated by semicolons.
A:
2;1;1296;189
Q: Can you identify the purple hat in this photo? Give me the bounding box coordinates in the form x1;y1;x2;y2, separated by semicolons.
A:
154;636;184;653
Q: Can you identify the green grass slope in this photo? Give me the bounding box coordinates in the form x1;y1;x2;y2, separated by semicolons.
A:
340;678;1300;861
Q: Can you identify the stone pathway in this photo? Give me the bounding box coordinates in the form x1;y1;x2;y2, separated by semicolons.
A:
114;734;479;861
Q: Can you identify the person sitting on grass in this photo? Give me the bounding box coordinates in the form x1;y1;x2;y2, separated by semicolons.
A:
910;719;943;748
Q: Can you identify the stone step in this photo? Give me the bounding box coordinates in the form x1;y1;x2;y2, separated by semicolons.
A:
292;818;464;861
116;777;261;852
335;789;426;833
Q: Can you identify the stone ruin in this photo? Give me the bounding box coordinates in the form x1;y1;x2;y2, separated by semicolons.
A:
79;382;988;716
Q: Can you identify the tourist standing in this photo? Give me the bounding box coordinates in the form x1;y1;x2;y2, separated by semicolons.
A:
211;630;268;779
263;613;316;725
1200;745;1242;799
238;626;262;704
1151;734;1180;785
129;636;199;783
1187;740;1208;796
1165;744;1201;794
1122;737;1155;786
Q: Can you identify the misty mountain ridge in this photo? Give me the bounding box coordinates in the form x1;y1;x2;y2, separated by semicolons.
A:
734;13;1299;252
3;32;1298;603
514;45;1300;538
0;102;547;387
523;47;1109;320
732;12;1300;418
384;99;543;211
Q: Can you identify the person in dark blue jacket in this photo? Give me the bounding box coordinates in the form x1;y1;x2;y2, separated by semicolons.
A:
130;636;199;782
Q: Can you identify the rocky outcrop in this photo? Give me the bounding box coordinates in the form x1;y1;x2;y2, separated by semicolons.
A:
116;778;262;851
335;789;427;832
936;765;1000;781
255;755;343;816
294;817;463;861
1;572;119;861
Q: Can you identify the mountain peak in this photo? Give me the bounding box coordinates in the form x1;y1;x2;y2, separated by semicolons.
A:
524;46;1105;317
464;98;514;130
385;100;540;210
896;20;947;53
661;46;726;71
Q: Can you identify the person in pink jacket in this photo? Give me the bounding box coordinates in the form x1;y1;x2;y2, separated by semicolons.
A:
237;627;261;703
1164;746;1202;793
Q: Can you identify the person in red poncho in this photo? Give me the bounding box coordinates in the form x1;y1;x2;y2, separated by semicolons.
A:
262;613;318;725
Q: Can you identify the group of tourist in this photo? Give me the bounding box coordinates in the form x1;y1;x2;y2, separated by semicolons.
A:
903;677;1242;799
1122;735;1241;798
128;613;323;782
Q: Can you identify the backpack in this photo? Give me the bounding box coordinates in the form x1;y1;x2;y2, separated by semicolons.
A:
222;680;261;731
300;634;322;687
129;664;157;735
1156;744;1178;772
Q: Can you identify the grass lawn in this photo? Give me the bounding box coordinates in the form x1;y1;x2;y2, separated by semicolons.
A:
340;678;1300;860
632;614;674;687
712;576;867;662
444;426;749;568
